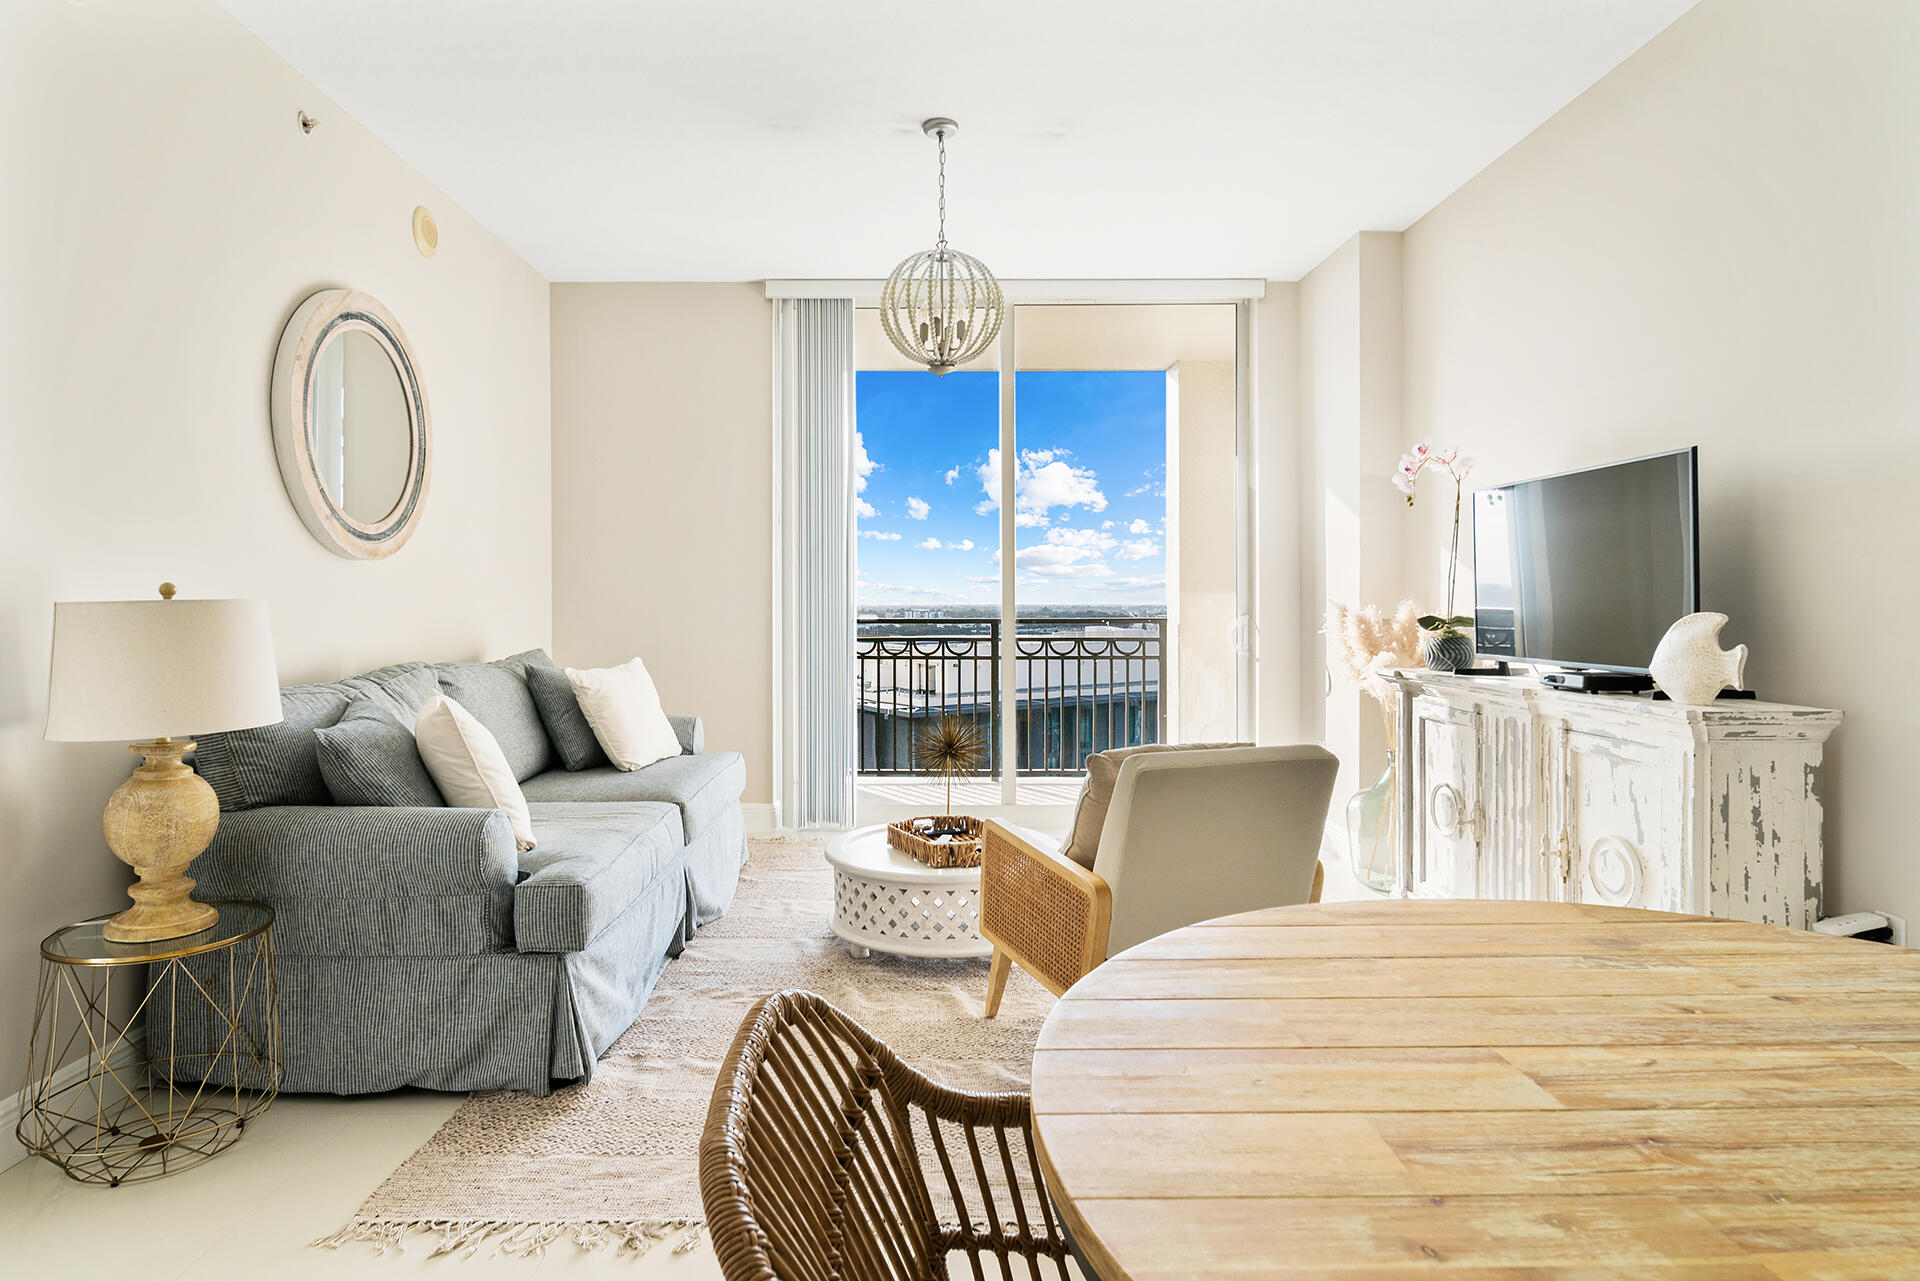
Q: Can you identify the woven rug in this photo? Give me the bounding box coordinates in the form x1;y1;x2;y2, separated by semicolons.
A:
315;835;1057;1258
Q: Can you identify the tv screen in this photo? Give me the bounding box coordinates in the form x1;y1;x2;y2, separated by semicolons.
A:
1472;448;1699;673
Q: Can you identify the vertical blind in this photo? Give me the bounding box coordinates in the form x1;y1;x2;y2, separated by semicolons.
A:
773;298;857;828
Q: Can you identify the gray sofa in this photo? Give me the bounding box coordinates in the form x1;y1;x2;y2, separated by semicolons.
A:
177;649;748;1096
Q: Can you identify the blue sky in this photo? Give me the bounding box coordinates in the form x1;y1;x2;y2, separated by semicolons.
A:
855;370;1168;608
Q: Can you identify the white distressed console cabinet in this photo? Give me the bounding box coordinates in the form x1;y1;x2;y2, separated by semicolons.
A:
1385;671;1841;928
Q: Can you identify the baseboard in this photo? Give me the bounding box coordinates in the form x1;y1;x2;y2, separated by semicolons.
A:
742;802;779;834
0;1029;146;1174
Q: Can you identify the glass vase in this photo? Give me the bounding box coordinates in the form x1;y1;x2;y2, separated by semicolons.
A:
1345;750;1398;894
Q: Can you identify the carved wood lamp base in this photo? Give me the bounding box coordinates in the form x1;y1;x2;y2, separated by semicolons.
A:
100;739;222;944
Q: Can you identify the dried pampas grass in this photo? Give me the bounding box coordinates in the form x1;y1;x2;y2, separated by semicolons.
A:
1327;600;1423;706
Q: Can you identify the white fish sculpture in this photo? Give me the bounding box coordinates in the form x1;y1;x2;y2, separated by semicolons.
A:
1649;612;1748;706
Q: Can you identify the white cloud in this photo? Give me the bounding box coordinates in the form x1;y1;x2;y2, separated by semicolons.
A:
975;448;1107;524
944;466;960;485
1046;527;1117;554
1030;562;1113;579
964;574;999;584
855;497;876;519
1128;518;1152;535
905;496;930;520
952;539;975;552
1118;538;1160;561
917;536;942;550
1101;520;1115;530
858;529;902;541
1084;575;1165;591
854;432;878;493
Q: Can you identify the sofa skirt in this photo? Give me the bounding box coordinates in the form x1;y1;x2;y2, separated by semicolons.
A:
150;827;755;1096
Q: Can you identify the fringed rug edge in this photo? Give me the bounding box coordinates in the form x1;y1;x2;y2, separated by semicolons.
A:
311;1216;704;1260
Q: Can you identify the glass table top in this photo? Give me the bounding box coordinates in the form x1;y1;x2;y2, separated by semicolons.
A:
41;901;273;966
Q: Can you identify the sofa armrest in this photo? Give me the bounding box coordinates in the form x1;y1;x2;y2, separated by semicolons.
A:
668;713;704;755
190;806;518;955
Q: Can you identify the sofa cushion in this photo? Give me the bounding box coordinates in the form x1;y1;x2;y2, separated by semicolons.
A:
338;662;440;725
193;682;350;810
416;691;538;853
314;699;444;808
435;651;554;782
525;660;609;771
515;802;685;952
520;751;745;843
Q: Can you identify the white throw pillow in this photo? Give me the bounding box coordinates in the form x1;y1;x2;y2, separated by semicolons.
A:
566;656;682;772
413;690;537;852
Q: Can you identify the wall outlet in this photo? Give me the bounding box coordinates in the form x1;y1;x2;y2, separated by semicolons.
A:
1878;911;1909;947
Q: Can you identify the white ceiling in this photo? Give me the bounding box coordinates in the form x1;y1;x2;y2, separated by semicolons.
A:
217;0;1695;283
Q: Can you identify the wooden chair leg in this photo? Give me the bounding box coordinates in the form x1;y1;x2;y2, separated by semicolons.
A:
1311;859;1326;904
983;945;1012;1018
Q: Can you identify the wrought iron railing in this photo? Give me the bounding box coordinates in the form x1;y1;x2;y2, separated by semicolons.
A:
856;616;1166;777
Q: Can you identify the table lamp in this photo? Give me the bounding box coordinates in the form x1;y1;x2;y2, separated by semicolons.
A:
44;584;282;942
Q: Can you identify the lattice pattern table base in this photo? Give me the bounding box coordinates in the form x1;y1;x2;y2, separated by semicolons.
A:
832;873;990;958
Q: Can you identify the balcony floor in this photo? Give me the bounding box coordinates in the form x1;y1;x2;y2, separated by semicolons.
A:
856;776;1084;808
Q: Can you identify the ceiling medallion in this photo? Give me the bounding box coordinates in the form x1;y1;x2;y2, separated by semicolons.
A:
880;118;1004;376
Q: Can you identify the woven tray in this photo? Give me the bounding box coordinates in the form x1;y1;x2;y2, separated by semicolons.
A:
886;815;985;868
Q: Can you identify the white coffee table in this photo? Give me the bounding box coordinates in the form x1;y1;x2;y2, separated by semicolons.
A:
826;824;995;959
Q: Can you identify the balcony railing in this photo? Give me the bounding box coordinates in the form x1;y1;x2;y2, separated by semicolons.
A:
856;616;1166;777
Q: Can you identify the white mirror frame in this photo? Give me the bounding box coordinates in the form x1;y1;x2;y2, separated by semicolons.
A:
270;288;431;559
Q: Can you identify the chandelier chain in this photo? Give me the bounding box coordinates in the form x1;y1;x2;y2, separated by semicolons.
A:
936;128;947;249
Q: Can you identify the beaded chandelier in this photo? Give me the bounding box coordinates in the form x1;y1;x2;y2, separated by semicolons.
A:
880;118;1004;376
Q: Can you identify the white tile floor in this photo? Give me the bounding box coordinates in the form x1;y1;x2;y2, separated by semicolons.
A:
0;1089;723;1278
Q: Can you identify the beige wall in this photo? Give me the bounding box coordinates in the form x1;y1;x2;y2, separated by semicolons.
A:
1399;0;1920;918
0;0;551;1087
550;285;775;805
1296;233;1408;801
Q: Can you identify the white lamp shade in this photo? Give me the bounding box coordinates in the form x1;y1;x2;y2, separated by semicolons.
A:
44;598;283;743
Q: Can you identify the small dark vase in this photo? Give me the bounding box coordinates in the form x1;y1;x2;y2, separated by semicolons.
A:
1421;630;1475;673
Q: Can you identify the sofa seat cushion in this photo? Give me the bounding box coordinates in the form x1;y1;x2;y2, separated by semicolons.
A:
515;802;685;952
435;650;555;782
520;752;745;843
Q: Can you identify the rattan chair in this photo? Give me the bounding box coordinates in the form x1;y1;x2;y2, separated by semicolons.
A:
700;990;1075;1281
981;745;1339;1016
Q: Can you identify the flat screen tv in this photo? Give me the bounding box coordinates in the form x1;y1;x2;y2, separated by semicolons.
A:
1472;448;1699;673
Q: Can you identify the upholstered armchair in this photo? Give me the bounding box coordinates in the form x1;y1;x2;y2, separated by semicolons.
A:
980;744;1339;1016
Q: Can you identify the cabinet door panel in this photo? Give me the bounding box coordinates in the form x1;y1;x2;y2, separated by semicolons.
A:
1411;700;1478;899
1565;731;1688;913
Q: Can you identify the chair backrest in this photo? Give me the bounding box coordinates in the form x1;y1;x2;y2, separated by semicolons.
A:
701;991;1071;1281
1096;744;1339;955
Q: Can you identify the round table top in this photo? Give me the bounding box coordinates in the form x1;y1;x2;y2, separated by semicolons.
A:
41;901;273;966
826;823;987;884
1029;899;1920;1281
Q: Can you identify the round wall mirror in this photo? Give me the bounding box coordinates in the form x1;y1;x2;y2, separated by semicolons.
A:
270;289;430;559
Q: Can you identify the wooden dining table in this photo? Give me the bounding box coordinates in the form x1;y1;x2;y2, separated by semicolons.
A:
1027;899;1920;1280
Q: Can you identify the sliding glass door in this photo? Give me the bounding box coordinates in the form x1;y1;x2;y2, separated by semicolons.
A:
853;301;1242;814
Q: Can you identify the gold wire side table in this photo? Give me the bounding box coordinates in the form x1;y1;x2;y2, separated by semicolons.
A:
17;901;279;1185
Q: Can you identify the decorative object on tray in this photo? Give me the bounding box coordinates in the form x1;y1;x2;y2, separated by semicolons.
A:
43;584;282;942
1649;611;1748;706
1396;439;1478;669
1417;613;1476;673
1327;599;1423;894
886;712;987;867
886;813;986;868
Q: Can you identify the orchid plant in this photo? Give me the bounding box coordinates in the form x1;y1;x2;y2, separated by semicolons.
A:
1395;440;1475;637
